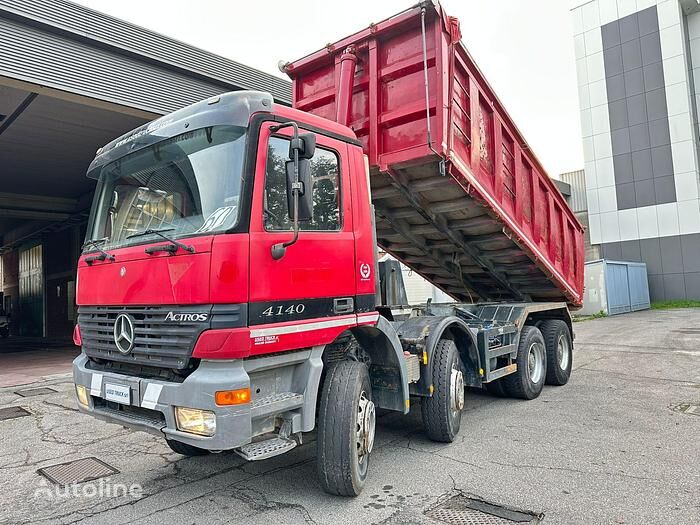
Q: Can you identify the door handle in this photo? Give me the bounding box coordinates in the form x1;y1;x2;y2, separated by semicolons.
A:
333;297;354;314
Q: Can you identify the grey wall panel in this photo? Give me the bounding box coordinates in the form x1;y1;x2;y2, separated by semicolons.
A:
620;239;642;261
0;18;241;115
602;233;700;300
602;6;676;210
663;273;686;299
0;0;291;104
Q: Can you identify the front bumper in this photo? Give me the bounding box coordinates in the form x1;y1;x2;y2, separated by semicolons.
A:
72;353;251;450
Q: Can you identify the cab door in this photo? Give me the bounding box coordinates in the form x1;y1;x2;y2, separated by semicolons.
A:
248;122;357;350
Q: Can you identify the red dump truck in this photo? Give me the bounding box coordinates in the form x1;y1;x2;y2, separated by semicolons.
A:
72;1;584;496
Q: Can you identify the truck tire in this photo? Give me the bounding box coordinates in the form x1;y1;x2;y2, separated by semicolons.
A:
0;328;8;339
165;439;210;456
317;360;375;497
421;339;464;443
540;320;573;386
502;325;546;400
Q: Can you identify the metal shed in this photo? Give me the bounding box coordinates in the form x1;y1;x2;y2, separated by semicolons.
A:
581;260;651;316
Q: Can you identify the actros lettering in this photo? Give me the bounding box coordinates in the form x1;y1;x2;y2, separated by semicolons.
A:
164;312;209;322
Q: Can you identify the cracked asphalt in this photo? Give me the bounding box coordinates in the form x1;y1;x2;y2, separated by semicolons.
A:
1;308;699;525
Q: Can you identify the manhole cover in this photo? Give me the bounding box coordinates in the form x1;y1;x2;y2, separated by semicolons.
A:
672;403;700;416
37;457;119;486
14;387;58;397
0;406;30;421
426;495;541;524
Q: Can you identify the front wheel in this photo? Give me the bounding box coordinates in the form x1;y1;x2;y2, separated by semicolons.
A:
421;339;464;443
317;360;375;496
0;327;8;339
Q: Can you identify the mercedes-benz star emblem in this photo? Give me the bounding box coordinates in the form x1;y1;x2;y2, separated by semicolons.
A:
113;313;135;354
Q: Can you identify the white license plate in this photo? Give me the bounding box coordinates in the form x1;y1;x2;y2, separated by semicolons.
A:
104;383;131;405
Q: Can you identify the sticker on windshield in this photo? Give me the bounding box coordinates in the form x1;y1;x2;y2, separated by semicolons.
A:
196;206;237;233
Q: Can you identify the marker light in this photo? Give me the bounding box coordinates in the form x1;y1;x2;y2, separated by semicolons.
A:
174;407;216;436
215;388;251;406
73;324;82;346
75;384;89;407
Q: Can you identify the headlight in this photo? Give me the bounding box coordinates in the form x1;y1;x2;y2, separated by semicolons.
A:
75;384;89;407
174;407;216;436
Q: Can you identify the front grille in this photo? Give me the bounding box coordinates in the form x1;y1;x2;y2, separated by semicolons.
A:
79;305;210;370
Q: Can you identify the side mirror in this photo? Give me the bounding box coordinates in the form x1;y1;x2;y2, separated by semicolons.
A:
289;133;316;160
285;159;313;222
270;124;317;260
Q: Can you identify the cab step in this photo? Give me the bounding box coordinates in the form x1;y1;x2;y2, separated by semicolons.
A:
235;436;297;461
251;392;304;419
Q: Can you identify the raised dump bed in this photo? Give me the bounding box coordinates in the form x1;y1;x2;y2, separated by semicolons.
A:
285;1;584;306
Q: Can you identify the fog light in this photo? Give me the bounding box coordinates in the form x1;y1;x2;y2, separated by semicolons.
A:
174;407;216;436
215;388;250;406
75;384;89;407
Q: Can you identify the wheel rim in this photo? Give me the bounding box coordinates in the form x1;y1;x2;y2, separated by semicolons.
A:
450;365;465;413
557;335;570;371
527;342;545;384
356;390;376;470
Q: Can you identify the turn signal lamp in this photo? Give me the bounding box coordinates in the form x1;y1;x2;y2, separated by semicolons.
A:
215;388;251;406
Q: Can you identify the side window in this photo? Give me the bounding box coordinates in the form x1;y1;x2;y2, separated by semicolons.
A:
263;136;342;231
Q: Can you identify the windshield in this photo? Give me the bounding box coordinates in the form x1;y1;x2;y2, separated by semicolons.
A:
86;125;246;250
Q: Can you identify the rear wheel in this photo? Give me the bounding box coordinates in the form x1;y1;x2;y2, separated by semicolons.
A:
502;325;546;400
422;339;464;442
317;360;375;496
165;439;210;456
0;327;8;338
540;320;573;386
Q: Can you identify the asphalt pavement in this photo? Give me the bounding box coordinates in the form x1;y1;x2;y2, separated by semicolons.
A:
0;308;698;525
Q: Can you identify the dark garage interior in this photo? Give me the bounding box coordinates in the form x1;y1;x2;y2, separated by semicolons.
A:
0;0;290;342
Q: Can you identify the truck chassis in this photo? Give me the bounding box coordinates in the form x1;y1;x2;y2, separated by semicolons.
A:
74;300;572;495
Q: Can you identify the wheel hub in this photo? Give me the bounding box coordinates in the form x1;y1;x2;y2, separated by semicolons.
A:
451;367;465;411
357;391;376;457
527;342;545;384
557;335;570;370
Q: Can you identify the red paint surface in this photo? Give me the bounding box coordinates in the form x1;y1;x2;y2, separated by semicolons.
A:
77;236;214;305
286;3;585;305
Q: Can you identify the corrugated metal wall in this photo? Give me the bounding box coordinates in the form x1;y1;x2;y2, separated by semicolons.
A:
0;0;291;115
559;170;588;213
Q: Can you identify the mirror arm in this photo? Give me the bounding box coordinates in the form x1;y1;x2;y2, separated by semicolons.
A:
271;121;301;260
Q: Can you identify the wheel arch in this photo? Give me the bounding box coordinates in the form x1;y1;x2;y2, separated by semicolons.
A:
397;315;481;393
348;316;410;414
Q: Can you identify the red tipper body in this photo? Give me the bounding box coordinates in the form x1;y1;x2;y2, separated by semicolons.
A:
286;2;585;306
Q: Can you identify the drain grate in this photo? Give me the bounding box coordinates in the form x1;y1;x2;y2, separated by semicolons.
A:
37;457;119;486
672;402;700;416
0;406;31;421
426;495;541;525
14;387;58;397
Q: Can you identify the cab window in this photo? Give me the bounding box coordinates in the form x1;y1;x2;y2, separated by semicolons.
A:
263;136;341;231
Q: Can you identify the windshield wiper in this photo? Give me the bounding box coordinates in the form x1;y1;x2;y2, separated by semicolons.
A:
82;238;115;263
127;228;195;254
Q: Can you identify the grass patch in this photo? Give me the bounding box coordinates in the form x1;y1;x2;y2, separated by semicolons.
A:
572;310;607;322
651;300;700;310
